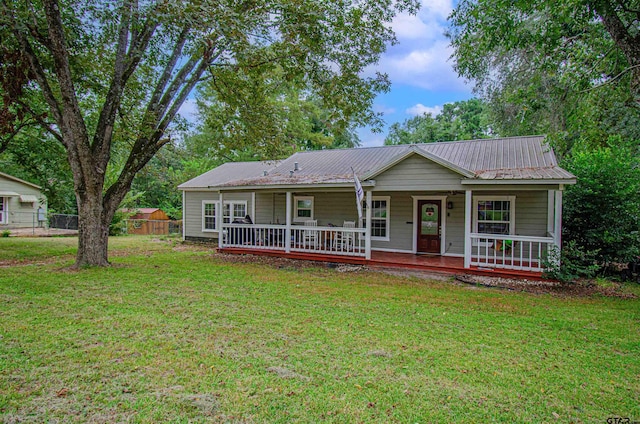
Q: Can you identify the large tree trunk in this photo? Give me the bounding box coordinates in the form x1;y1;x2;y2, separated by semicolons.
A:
76;192;110;267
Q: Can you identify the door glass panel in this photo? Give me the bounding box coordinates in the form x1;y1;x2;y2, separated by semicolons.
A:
421;203;439;235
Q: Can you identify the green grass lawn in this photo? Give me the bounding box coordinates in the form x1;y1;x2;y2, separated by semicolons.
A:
1;236;639;423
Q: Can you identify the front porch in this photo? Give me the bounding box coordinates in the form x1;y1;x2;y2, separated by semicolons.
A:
218;246;546;280
213;184;563;278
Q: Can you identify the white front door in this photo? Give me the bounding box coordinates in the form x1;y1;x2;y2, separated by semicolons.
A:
0;197;6;224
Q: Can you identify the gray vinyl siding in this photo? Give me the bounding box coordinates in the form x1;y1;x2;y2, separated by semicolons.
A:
0;176;46;228
445;196;465;255
373;154;465;192
183;191;253;240
512;191;549;236
187;187;551;255
256;191;361;226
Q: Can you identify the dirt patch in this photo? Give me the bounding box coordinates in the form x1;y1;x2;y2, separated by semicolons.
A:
266;366;310;381
213;251;343;271
5;228;78;237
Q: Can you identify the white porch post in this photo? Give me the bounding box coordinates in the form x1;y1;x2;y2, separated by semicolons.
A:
285;191;292;253
365;190;372;260
218;191;224;248
464;189;472;268
547;190;555;236
553;187;563;249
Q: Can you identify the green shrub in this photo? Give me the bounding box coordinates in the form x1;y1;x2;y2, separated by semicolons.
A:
562;139;640;266
1;230;11;237
109;210;129;236
543;241;601;283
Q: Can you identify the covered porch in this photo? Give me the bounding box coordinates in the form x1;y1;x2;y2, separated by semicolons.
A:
217;186;564;276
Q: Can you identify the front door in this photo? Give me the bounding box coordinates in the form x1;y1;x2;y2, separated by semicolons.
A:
417;200;441;253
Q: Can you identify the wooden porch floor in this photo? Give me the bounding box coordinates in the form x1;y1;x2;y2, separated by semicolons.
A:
219;248;545;280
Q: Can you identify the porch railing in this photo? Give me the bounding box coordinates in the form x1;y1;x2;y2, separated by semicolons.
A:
470;233;555;272
221;223;366;257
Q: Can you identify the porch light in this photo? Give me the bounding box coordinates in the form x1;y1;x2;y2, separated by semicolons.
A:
447;201;454;210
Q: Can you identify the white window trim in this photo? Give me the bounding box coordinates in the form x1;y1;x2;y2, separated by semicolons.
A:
361;196;390;242
472;195;516;234
223;200;248;224
202;200;217;232
202;200;249;232
293;196;314;223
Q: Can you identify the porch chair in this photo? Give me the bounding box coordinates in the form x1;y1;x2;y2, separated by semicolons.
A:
336;221;356;252
303;219;318;249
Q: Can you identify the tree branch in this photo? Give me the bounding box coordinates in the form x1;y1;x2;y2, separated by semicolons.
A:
9;23;65;145
579;63;640;92
91;0;134;169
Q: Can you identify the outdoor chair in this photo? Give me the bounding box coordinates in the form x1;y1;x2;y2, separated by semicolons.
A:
334;221;356;251
303;219;318;249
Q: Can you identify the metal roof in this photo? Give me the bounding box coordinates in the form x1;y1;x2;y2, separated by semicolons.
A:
178;161;278;189
178;136;575;189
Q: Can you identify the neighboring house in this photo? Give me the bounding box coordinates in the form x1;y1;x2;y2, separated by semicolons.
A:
178;136;576;275
0;171;47;228
121;208;170;235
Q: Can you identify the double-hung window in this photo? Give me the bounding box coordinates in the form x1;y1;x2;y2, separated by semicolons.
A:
223;201;247;224
202;201;217;231
202;200;248;232
293;196;314;222
473;196;515;235
361;196;390;241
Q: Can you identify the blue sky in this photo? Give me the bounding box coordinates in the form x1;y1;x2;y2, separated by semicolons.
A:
358;0;473;147
178;0;472;148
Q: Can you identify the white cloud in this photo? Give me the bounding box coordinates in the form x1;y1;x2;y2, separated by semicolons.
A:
366;0;471;93
406;103;442;116
391;13;436;41
419;0;453;21
372;41;468;91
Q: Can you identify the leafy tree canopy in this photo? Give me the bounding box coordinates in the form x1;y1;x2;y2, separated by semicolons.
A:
448;0;640;154
562;138;640;266
385;98;492;145
0;0;417;266
195;66;361;161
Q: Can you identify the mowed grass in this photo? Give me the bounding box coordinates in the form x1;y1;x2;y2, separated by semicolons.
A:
1;237;638;423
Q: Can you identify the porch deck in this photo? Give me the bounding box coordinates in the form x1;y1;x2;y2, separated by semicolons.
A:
219;247;546;280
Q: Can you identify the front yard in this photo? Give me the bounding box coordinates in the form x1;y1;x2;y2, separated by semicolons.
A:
1;236;638;422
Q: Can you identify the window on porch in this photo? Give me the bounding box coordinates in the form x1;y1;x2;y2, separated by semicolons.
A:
223;202;247;223
294;196;314;222
361;196;390;241
473;196;515;235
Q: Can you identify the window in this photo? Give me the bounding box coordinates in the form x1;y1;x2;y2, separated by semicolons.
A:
223;201;247;224
202;201;217;231
361;196;390;241
202;200;248;232
0;197;6;224
294;196;314;222
473;196;515;234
